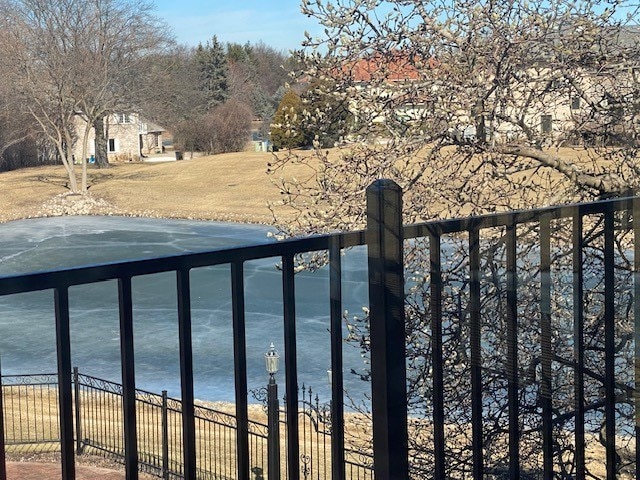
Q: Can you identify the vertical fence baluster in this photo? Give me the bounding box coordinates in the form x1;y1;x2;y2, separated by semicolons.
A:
633;196;640;476
540;215;553;478
177;268;196;480
469;227;484;479
282;253;300;480
28;379;33;442
119;276;139;480
36;382;41;443
366;179;408;480
329;237;346;480
162;391;169;480
231;261;250;480
505;218;519;479
8;386;14;444
18;385;23;444
429;229;446;477
97;384;102;449
572;207;586;479
51;380;56;443
603;206;616;480
55;287;76;480
73;367;82;455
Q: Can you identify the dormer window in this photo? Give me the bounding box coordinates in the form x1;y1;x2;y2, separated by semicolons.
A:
116;113;133;124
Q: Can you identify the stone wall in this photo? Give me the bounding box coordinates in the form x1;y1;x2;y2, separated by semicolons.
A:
72;114;164;163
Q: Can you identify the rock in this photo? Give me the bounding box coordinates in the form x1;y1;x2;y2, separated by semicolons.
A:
37;192;123;217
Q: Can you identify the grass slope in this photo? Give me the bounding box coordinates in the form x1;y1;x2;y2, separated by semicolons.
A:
1;152;296;225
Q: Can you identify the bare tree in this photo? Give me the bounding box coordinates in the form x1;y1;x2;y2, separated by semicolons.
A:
269;0;640;477
226;41;293;133
138;46;208;129
0;0;171;193
173;98;252;156
75;0;172;174
271;0;640;233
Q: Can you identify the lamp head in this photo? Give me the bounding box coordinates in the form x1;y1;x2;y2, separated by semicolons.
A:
264;342;280;376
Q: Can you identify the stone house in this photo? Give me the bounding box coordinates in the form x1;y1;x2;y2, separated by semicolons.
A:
73;113;164;163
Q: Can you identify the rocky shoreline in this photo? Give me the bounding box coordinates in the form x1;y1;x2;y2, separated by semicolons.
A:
5;192;272;225
36;192;124;217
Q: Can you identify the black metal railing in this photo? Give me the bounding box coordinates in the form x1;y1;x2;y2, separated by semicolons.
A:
0;179;638;479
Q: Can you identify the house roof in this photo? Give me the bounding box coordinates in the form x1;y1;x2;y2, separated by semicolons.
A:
144;121;165;133
343;52;438;83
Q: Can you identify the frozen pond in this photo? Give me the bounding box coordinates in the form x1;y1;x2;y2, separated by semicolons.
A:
0;216;370;403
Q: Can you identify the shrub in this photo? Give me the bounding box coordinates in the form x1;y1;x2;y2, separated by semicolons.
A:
174;98;252;154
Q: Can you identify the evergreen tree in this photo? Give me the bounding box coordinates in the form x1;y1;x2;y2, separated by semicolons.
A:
226;42;253;63
194;35;228;111
225;41;292;124
300;80;353;148
270;89;305;150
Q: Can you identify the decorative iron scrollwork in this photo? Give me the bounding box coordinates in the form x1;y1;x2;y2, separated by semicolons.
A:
300;453;311;480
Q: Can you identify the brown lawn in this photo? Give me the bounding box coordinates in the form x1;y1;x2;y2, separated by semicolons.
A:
1;151;308;225
0;147;624;226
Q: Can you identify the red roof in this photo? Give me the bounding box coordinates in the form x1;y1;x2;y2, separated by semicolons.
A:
344;53;438;82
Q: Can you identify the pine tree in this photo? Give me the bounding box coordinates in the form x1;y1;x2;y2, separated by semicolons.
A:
194;36;228;111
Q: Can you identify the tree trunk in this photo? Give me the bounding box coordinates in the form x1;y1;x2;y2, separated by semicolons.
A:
81;125;90;193
93;116;109;168
59;140;78;194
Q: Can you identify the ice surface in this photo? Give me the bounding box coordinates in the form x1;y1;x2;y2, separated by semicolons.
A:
0;217;370;403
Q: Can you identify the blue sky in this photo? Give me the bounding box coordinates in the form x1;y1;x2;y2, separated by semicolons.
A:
153;0;322;52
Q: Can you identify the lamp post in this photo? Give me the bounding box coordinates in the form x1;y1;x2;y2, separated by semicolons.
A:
264;343;280;480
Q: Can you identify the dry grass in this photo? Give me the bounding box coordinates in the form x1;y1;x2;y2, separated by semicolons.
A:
1;151;314;225
0;146;620;226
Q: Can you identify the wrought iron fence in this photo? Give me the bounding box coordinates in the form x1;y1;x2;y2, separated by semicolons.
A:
1;373;60;447
1;370;373;480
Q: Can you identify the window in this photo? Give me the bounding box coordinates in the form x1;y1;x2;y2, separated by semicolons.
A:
116;113;132;124
108;138;117;153
541;114;553;134
571;97;581;110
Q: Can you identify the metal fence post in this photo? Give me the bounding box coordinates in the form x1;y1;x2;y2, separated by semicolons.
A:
162;390;169;480
73;367;82;455
0;356;6;480
54;287;76;480
366;179;409;480
267;377;280;480
118;277;139;480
